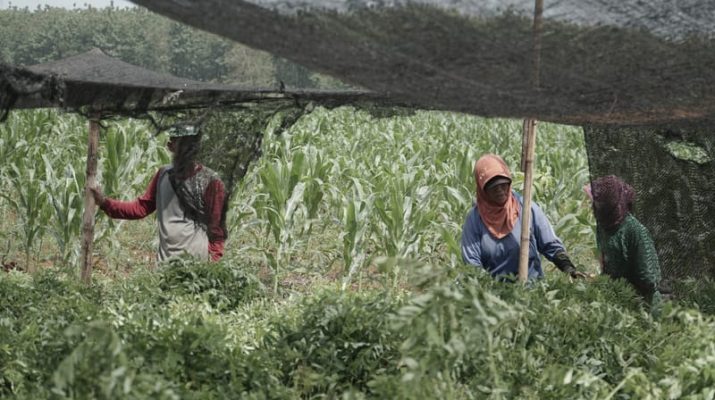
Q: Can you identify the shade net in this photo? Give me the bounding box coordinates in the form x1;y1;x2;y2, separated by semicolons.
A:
124;1;715;283
584;124;715;289
0;49;413;196
130;0;715;126
161;104;311;198
127;0;715;283
1;49;402;114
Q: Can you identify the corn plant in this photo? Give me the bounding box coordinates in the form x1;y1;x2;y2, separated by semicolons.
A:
100;122;168;198
533;123;597;268
0;106;599;282
94;121;170;251
33;115;87;266
300;145;333;235
253;108;598;279
0;110;175;271
0;111;59;271
1;165;52;271
371;172;436;288
340;178;373;290
251;131;342;291
42;157;85;265
255;137;307;292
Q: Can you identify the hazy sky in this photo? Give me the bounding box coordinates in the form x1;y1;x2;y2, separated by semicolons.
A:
0;0;135;8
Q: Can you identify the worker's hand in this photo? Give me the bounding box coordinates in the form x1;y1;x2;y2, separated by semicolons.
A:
88;185;106;206
569;270;590;280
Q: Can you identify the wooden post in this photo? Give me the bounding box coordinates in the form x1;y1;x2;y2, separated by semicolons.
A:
520;119;530;172
518;119;537;282
80;113;100;284
518;0;544;283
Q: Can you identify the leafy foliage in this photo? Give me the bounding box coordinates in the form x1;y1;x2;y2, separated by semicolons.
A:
0;105;712;399
158;257;264;310
2;266;715;399
0;110;166;270
262;289;404;396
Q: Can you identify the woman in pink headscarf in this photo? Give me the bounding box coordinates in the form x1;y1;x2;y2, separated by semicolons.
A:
461;154;585;280
586;176;662;308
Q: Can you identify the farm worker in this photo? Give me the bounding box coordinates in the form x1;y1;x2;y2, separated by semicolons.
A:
461;154;586;281
585;175;662;309
90;125;227;262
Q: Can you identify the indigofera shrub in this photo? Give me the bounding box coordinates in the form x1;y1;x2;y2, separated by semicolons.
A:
158;257;264;309
261;289;405;396
376;270;715;399
3;266;715;399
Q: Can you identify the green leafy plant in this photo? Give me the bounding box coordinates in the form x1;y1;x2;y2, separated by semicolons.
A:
158;257;264;309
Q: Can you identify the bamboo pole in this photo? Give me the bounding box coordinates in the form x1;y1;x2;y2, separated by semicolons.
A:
518;0;544;283
520;126;529;173
518;119;537;282
80;113;100;284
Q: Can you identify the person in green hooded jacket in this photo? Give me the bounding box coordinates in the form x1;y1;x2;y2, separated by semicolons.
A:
586;176;662;311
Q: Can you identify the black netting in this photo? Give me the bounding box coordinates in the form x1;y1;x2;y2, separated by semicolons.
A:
0;47;422;205
95;100;316;199
189;103;407;195
584;124;715;287
0;49;408;200
195;104;309;195
1;49;403;115
130;0;715;125
0;64;63;121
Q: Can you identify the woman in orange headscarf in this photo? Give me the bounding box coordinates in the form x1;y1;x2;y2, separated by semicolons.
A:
461;154;584;280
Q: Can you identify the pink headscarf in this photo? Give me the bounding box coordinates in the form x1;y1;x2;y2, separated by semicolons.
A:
474;154;519;239
587;175;635;231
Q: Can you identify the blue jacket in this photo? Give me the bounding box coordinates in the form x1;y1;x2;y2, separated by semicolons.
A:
461;192;565;280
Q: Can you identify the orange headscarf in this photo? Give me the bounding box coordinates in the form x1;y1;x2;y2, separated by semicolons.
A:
474;154;519;239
